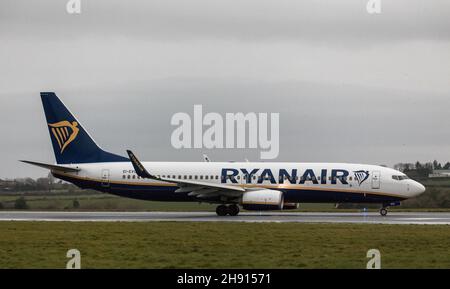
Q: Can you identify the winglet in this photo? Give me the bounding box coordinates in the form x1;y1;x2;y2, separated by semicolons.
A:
126;150;155;179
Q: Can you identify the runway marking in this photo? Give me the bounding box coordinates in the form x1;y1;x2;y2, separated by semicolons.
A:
0;211;450;225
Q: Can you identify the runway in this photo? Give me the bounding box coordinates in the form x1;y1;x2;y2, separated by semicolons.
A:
0;211;450;224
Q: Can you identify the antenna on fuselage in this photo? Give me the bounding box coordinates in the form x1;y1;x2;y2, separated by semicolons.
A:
203;154;211;162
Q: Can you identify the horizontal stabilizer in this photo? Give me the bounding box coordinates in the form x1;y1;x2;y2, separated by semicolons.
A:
20;160;80;173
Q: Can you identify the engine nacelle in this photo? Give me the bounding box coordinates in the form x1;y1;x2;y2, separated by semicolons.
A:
282;202;299;210
241;189;284;211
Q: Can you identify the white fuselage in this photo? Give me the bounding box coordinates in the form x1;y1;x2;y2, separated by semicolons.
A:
53;162;425;204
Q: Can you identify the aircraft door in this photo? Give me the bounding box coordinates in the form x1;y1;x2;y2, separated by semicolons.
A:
101;169;110;188
371;171;380;189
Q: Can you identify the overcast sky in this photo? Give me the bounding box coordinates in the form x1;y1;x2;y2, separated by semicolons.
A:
1;0;449;178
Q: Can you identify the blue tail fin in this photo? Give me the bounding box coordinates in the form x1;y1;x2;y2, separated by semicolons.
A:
41;92;128;164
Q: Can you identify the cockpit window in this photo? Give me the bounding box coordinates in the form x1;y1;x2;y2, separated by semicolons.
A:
392;175;409;181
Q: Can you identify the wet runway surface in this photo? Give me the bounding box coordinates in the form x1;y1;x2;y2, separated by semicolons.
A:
0;211;450;224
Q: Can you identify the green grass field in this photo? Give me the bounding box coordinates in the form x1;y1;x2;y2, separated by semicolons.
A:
0;221;449;269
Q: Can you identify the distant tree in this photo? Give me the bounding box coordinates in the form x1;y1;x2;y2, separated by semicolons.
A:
415;161;423;170
14;197;29;210
73;199;80;209
444;162;450;170
433;160;442;170
36;178;49;191
48;172;55;193
394;163;415;172
404;163;412;171
393;163;402;171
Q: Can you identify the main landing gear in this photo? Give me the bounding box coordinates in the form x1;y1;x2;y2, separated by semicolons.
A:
216;204;240;216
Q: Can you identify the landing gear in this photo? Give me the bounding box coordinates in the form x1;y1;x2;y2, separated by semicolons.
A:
215;204;240;216
228;204;240;216
216;205;228;216
379;208;388;216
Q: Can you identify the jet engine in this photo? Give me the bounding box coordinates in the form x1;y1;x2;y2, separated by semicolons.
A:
241;189;284;210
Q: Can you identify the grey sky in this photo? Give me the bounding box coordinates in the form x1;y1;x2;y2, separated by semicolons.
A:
1;0;449;178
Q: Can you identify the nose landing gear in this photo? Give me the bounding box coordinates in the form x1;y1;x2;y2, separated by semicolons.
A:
216;204;240;216
379;207;388;216
379;202;400;216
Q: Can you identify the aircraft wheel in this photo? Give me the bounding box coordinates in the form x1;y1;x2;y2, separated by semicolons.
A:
380;208;388;216
216;205;228;216
227;205;240;216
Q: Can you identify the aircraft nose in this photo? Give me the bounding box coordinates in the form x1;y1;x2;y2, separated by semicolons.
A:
411;181;426;196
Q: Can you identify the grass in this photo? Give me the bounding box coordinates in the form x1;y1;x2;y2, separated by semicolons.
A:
0;221;449;269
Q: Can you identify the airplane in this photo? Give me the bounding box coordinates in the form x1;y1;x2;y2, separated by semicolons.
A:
22;92;426;217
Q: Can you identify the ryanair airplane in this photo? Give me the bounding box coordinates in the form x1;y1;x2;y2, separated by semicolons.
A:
22;92;425;216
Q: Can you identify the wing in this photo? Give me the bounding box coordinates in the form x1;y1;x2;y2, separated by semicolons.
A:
126;150;245;200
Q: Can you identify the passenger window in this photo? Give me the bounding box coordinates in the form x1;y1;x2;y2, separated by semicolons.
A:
189;175;192;179
205;176;209;180
200;176;203;180
127;175;131;179
122;175;126;179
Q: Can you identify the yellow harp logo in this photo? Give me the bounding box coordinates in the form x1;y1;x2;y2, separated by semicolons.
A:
48;121;80;153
